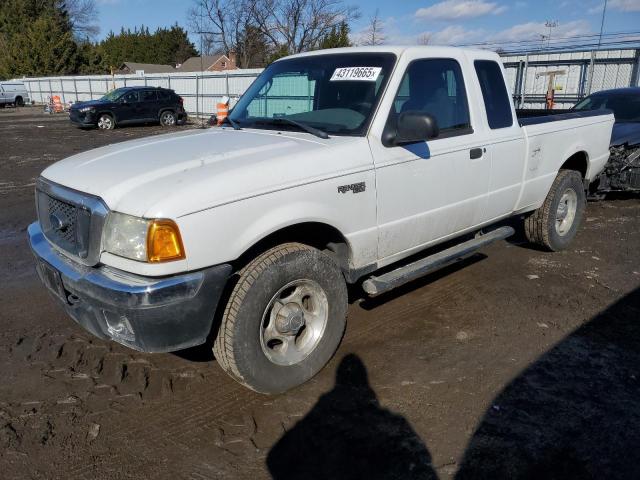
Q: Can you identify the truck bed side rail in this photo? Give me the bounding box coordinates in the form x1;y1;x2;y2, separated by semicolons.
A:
517;108;613;127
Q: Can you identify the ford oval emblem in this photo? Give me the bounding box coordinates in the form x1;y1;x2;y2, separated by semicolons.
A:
50;213;68;232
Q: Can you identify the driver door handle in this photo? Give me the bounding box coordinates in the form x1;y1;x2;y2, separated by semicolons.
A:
470;147;484;160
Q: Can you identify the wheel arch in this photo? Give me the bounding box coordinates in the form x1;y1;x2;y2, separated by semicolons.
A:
233;221;354;280
560;150;588;177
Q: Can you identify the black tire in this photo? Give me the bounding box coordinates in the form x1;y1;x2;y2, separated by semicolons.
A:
159;110;177;127
15;96;24;107
524;170;586;251
97;113;115;130
214;243;348;394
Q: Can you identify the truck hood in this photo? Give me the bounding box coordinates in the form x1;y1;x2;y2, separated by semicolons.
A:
41;128;365;218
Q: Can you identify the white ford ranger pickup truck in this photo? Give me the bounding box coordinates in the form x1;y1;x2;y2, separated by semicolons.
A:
29;47;614;393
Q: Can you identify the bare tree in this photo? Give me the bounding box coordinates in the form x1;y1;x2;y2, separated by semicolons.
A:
361;8;385;46
250;0;360;54
188;0;252;57
60;0;100;40
417;33;431;45
188;0;358;63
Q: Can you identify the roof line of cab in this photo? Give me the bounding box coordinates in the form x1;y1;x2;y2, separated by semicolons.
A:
281;45;500;60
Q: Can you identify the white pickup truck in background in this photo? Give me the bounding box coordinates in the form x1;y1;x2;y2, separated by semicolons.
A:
29;46;614;393
0;81;29;107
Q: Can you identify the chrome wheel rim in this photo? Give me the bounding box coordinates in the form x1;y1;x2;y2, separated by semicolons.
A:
162;112;175;125
98;116;112;130
260;279;329;366
555;188;578;236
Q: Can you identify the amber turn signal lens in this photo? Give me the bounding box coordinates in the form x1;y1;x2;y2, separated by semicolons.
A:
147;220;185;263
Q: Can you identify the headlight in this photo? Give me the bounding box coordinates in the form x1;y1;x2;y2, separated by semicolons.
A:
79;106;95;113
103;212;185;263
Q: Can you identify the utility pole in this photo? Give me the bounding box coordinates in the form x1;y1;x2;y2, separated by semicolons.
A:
539;34;548;51
544;20;558;49
598;0;608;47
587;0;608;95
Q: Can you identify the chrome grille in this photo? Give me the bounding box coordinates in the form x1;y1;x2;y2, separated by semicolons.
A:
46;196;78;246
35;178;109;266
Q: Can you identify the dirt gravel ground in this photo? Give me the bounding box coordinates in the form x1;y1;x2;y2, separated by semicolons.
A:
1;107;639;480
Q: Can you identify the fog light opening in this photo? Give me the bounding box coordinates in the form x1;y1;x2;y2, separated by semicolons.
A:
102;310;135;342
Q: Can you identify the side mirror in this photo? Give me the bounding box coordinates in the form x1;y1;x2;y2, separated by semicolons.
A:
383;111;439;147
396;111;439;144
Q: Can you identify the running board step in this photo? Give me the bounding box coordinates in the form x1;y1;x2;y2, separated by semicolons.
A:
362;226;515;296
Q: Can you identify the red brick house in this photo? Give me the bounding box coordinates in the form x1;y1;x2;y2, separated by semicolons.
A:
176;53;238;73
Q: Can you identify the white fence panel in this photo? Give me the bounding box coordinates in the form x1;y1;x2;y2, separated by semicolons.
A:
18;70;265;115
15;50;639;113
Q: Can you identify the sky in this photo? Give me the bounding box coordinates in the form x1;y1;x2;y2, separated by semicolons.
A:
95;0;640;50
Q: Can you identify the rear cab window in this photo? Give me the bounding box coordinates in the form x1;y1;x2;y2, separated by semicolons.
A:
391;58;472;138
474;60;514;129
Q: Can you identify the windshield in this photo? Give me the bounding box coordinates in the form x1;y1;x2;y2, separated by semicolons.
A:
229;53;397;136
574;93;640;122
100;88;127;102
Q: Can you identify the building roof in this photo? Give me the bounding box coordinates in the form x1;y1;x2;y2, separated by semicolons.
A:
176;55;230;72
120;62;175;74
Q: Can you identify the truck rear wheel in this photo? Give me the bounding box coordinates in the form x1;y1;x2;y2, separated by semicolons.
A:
213;243;348;394
524;169;586;251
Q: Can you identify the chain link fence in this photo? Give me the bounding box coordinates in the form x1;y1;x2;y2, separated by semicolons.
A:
503;48;640;109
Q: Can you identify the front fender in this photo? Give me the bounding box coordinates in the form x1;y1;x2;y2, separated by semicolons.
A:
178;170;378;272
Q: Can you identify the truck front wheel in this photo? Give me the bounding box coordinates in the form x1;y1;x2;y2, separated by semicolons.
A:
524;169;586;251
213;243;348;394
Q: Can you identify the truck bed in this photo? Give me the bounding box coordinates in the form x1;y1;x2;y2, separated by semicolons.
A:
516;109;611;126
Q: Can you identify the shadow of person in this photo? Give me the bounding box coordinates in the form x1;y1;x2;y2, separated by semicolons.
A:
267;354;438;480
456;287;640;480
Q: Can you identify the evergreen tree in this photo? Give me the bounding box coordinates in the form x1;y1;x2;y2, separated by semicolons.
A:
318;21;351;50
97;25;197;70
0;0;80;78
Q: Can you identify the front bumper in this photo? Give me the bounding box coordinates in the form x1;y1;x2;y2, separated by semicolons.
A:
69;110;96;126
28;222;231;352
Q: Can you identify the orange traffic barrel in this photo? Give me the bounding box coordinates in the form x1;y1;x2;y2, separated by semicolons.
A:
216;102;229;125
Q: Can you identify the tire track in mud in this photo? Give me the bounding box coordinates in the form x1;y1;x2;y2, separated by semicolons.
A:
347;274;473;348
5;255;490;479
25;333;271;479
3;321;296;480
21;278;478;479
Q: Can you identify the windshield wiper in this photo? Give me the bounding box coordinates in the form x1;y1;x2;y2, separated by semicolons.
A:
256;118;329;139
221;116;242;130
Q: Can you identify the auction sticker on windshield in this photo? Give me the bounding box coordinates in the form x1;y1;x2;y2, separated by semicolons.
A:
330;67;382;81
